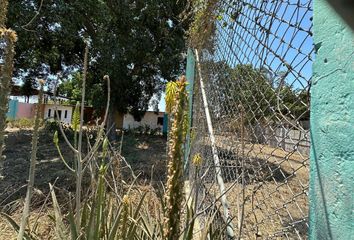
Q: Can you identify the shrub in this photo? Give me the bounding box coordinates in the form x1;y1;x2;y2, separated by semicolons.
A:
7;118;39;129
124;125;162;136
43;120;75;140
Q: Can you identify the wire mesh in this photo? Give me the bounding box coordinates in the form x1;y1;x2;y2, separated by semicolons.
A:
189;0;313;239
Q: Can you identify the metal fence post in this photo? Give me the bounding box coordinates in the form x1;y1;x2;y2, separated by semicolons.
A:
195;49;235;238
184;48;196;170
310;1;354;239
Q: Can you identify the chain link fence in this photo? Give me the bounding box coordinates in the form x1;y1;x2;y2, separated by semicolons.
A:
188;0;313;239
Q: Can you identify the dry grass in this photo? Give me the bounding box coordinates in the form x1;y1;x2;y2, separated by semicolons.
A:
0;128;309;239
121;134;167;184
0;129;167;238
0;209;55;239
199;134;309;239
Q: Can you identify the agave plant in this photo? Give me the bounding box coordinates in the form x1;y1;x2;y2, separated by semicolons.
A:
49;162;153;240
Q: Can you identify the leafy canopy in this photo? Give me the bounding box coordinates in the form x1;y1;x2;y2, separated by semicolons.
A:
202;61;309;124
7;0;193;118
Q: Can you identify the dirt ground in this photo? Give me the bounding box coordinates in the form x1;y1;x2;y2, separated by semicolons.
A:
0;128;167;238
121;133;167;184
0;128;309;239
195;134;309;239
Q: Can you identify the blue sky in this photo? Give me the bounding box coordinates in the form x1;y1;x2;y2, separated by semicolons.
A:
148;93;166;112
154;1;314;113
212;0;313;91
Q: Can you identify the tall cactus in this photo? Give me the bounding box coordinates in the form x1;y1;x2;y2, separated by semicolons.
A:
0;0;9;27
164;76;189;240
0;26;17;177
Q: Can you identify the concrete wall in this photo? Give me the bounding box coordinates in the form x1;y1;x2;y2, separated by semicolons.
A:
123;111;165;130
6;99;18;119
16;102;35;119
310;1;354;239
44;104;73;124
6;100;36;120
266;127;310;156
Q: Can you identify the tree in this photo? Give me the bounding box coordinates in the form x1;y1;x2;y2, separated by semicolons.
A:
7;0;193;140
8;0;86;82
57;72;83;105
58;72;106;118
202;61;309;125
20;77;37;103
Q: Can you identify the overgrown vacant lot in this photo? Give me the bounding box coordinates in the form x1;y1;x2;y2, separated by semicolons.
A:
122;134;167;184
0;128;167;238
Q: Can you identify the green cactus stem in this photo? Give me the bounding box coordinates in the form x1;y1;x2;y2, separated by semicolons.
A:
164;76;189;240
0;28;17;177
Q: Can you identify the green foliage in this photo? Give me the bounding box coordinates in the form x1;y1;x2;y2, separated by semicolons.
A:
189;0;219;50
53;130;59;146
7;118;38;129
203;62;309;125
7;0;86;79
125;125;162;136
45;163;217;240
230;64;277;123
20;77;37;103
165;81;178;114
231;65;309;122
44;120;75;140
7;1;193;118
58;73;83;105
45;160;201;240
72;102;80;132
164;76;189;239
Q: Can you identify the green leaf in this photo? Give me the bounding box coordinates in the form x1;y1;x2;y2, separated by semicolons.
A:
53;131;59;146
72;102;80;132
183;206;195;240
126;191;148;238
67;210;78;240
49;183;68;240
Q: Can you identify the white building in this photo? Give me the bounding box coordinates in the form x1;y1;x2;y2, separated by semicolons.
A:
44;104;73;124
122;111;165;130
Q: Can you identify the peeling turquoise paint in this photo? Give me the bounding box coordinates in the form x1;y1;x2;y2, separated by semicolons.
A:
310;1;354;239
184;48;196;169
163;113;168;137
6;99;18;120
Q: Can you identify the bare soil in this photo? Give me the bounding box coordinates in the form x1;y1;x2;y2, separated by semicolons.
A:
0;128;167;238
197;134;309;239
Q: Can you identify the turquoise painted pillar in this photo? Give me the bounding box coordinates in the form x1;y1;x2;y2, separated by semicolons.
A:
184;48;196;169
310;1;354;239
163;113;168;137
6;99;18;119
